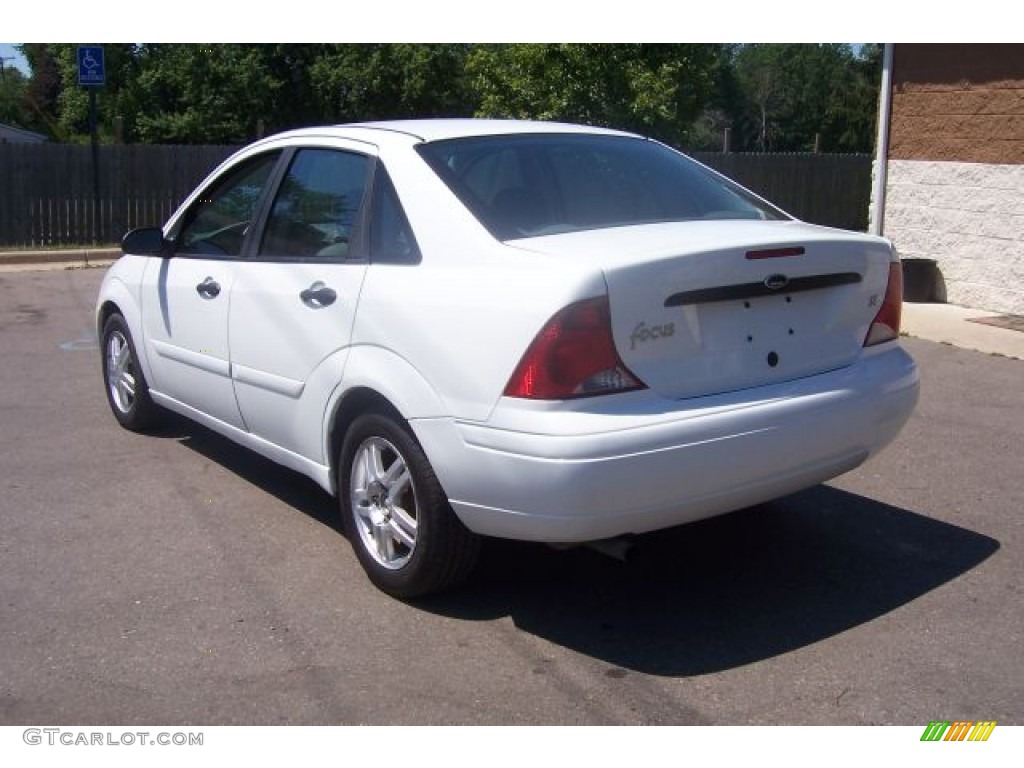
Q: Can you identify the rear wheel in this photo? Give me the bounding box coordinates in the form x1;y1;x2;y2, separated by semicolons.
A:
339;412;480;598
101;313;163;431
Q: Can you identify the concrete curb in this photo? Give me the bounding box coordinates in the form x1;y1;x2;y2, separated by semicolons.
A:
0;247;120;267
902;302;1024;361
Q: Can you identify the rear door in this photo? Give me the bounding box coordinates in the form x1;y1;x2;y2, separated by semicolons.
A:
227;146;373;462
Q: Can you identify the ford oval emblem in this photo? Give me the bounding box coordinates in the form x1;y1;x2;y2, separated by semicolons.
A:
764;273;789;291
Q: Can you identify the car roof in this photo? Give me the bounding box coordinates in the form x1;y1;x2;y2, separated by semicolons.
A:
265;119;640;148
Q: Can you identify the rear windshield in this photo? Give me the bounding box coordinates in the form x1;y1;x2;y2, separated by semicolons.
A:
416;134;787;240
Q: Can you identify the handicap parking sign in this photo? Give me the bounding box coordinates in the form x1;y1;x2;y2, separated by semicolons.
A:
77;46;105;86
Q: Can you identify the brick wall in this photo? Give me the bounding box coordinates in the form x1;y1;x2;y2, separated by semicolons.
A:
882;44;1024;313
889;44;1024;165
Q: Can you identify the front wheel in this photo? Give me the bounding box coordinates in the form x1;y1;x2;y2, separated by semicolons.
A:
339;412;480;598
101;313;163;431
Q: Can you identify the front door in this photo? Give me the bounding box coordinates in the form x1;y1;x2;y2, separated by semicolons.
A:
140;151;281;430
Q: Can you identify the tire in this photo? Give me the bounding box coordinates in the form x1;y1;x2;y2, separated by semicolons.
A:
339;412;480;598
101;313;164;431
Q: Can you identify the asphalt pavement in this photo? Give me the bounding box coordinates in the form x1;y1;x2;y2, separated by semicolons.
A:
0;265;1021;725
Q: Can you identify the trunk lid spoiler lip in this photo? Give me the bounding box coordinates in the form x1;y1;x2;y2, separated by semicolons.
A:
665;272;863;307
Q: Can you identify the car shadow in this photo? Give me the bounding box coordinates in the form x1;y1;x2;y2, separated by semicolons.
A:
154;414;341;532
421;488;999;677
167;415;999;678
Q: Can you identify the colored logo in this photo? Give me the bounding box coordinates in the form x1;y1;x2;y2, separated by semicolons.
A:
920;721;996;742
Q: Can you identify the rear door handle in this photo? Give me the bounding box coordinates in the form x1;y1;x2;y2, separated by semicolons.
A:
196;277;221;299
300;281;337;308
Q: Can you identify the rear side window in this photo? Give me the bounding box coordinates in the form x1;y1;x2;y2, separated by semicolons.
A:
260;149;369;259
369;167;421;264
417;134;787;240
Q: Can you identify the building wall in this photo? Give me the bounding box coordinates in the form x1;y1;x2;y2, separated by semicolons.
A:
885;160;1023;314
883;44;1024;314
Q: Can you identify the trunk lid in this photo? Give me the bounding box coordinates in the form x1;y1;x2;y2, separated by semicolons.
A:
508;220;895;400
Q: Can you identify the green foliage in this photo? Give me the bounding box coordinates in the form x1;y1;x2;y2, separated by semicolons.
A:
687;44;743;151
310;44;474;122
16;44;63;138
2;46;62;137
49;43;141;143
467;44;717;146
11;43;881;153
0;66;29;126
728;44;880;152
131;45;284;143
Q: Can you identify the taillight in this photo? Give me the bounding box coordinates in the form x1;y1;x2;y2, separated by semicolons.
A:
504;296;646;399
864;262;903;346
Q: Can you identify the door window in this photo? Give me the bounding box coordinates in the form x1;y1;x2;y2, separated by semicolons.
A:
259;149;370;260
175;152;280;257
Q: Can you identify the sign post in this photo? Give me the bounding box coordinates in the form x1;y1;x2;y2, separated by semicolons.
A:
77;47;105;87
78;46;105;244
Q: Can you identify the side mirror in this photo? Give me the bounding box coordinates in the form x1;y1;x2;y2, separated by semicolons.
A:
121;227;168;257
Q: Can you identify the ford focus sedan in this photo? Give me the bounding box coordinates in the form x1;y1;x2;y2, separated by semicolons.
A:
96;119;919;597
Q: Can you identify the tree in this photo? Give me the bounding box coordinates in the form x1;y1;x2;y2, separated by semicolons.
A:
129;44;288;144
11;44;62;137
689;44;744;151
309;44;474;123
728;44;880;153
128;44;391;143
0;66;29;127
29;44;476;144
45;43;141;143
467;44;718;147
827;44;882;152
6;43;880;152
734;45;785;151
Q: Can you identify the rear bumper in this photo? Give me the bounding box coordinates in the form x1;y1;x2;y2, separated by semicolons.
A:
412;344;919;542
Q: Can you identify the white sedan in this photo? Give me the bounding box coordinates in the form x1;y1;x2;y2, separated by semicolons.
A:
97;119;919;597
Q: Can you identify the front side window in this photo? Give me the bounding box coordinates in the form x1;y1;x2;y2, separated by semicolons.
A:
260;149;369;259
418;134;788;241
176;152;280;257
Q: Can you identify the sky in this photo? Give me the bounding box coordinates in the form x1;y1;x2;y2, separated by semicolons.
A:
0;43;29;76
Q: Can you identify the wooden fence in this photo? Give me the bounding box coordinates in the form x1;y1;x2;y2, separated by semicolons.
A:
692;152;873;233
0;144;872;248
0;144;238;248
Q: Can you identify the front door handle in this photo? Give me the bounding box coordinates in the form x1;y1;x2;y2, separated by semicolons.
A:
196;277;221;299
300;281;337;309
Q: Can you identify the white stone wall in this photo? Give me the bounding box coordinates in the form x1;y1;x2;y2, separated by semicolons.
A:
880;159;1024;315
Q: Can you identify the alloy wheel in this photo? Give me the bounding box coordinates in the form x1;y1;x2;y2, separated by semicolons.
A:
349;436;419;569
